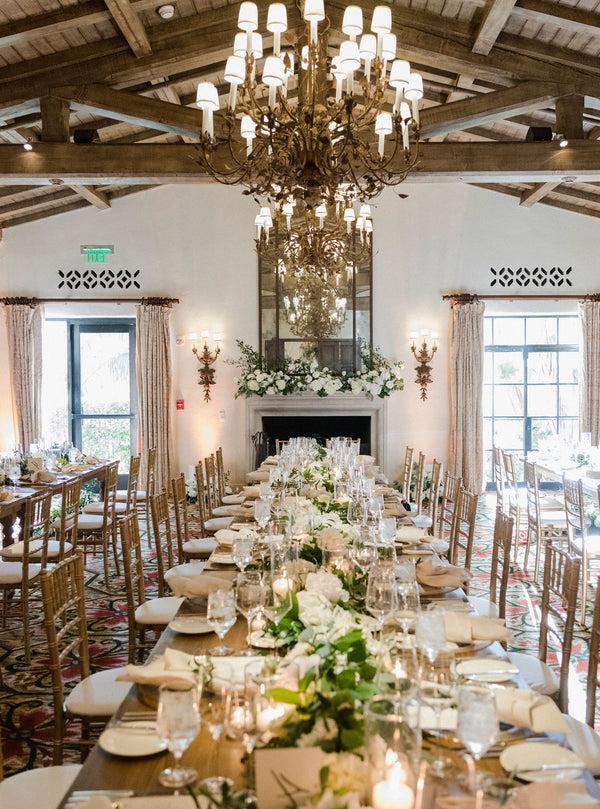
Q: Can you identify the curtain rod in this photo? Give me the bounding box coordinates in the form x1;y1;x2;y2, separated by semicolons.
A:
442;293;600;302
0;297;179;305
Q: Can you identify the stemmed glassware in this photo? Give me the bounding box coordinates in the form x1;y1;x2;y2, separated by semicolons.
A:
156;683;201;789
379;516;397;545
366;568;398;640
254;498;271;531
207;589;237;656
415;609;451;776
457;684;498;791
232;536;254;572
236;571;266;654
395;580;420;644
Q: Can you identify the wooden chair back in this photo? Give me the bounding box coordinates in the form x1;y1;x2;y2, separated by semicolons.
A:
489;510;514;619
586;576;600;726
412;451;425;513
399;446;413;499
204;454;219;516
150;490;176;596
119;512;146;663
524;460;542;528
23;488;52;568
563;475;586;549
145;447;157;498
449;488;478;571
40;552;90;763
216;447;226;500
171;473;189;565
426;459;443;530
194;462;209;535
98;460;119;532
493;447;506;514
539;541;580;713
438;471;461;540
125;454;141;512
55;478;81;551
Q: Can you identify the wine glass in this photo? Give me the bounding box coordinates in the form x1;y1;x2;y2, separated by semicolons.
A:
232;536;254;572
415;609;446;668
207;589;237;656
156;683;201;789
366;568;398;640
457;684;498;791
420;659;456;775
237;571;266;654
379;516;397;545
254;498;271;531
395;580;420;643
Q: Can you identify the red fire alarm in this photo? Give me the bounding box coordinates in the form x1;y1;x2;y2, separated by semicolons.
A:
176;399;185;411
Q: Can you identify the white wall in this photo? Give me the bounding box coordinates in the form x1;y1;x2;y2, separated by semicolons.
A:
0;182;598;483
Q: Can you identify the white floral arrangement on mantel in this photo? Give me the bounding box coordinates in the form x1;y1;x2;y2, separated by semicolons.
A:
228;340;404;400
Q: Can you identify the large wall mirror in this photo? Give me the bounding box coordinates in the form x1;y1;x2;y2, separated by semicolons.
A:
258;239;373;373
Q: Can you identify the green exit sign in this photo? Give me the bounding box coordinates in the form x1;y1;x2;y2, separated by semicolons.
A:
80;245;114;263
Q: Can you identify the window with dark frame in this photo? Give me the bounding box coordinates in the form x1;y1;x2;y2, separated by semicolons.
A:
483;314;580;487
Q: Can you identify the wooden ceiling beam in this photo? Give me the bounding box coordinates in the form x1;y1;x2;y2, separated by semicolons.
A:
475;182;600;219
50;84;202;138
70;185;111;209
1;141;600;184
103;0;152;58
472;0;519;56
420;80;562;139
511;0;600;39
519;182;560;207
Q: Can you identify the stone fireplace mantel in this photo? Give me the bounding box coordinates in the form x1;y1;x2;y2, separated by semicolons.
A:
245;393;387;473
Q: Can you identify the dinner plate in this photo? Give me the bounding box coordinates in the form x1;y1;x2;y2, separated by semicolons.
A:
99;721;167;757
456;657;519;683
210;552;234;565
426;599;473;613
169;616;214;635
500;741;584;782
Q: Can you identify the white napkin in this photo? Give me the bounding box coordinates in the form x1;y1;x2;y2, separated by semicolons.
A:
240;485;261;499
211;655;265;690
396;526;428;542
443;612;511;644
116;649;199;687
167;571;233;598
417;558;472;589
30;469;57;483
494;687;567;734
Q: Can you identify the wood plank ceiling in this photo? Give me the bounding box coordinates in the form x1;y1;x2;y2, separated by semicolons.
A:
0;0;599;228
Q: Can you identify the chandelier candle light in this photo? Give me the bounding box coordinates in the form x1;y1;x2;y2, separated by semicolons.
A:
195;1;423;204
409;330;438;401
192;331;223;402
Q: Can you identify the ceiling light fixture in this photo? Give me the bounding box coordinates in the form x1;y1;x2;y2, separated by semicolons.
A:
195;1;422;205
22;140;33;151
157;4;175;19
556;133;569;148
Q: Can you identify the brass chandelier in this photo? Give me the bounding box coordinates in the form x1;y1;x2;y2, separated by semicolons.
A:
282;269;349;338
195;0;423;205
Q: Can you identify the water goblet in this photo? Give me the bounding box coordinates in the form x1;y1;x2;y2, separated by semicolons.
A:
207;589;237;656
415;609;446;669
366;568;398;640
254;498;271;531
232;536;254;572
395;580;420;643
457;684;498;791
236;571;266;654
380;516;397;545
156;683;201;789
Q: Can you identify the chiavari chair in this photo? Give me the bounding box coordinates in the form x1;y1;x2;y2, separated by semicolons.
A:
493;447;507;515
586;577;600;727
502;451;521;564
448;488;478;573
410;451;425;514
115;453;142;513
0;725;82;809
437;471;461;542
120;512;184;663
424;458;443;533
398;446;413;499
468;510;513;619
51;478;81;560
564;475;600;626
40;552;129;764
509;541;579;711
195;461;234;535
151;490;206;596
211;451;242;517
75;460;120;592
275;438;289;454
172;473;217;562
523;460;567;583
0;491;50;662
216;446;245;506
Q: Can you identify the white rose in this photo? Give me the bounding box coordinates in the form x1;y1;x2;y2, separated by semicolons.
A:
266;386;276;395
247;379;259;391
276;378;286;390
296;590;333;626
305;570;348;603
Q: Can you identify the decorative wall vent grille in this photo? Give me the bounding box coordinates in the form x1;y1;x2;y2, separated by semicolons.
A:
58;269;141;290
490;267;572;287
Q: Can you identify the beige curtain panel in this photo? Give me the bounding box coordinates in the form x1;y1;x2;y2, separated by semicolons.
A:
3;301;42;452
580;299;600;447
449;297;485;494
135;302;174;492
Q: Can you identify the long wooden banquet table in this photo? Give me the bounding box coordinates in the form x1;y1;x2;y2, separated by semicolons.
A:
56;556;596;809
530;454;600;498
0;461;112;545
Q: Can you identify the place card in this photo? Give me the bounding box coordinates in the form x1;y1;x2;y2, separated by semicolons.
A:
255;747;325;809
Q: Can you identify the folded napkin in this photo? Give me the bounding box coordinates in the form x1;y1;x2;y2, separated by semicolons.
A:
27;457;45;473
247;470;271;483
240;485;261;499
117;648;199;687
396;526;428;542
417;558;472;589
167;571;233;598
62;463;88;473
356;455;376;465
444;612;511;644
83;455;101;464
0;489;16;502
384;504;412;518
495;687;567;733
262;456;279;465
513;783;598;808
30;469;57;483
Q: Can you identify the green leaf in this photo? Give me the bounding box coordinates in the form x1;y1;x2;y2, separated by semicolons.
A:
319;766;330;791
340;728;364;750
267;687;302;706
335;670;358;690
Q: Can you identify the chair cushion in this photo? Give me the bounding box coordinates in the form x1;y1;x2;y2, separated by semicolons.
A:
212;505;239;517
467;596;500;618
0;764;82;809
165;561;206;582
572;535;600;557
116;489;146;502
539;511;567;526
0;561;41;584
64;667;130;717
1;539;44;559
204;516;234;532
222;494;245;505
508;651;559;695
182;538;218;556
77;514;113;531
51;517;75;532
539;495;565;511
83;501;127;515
134;596;184;625
33;540;73;559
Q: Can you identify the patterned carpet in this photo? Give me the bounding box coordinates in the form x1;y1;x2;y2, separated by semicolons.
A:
0;497;597;777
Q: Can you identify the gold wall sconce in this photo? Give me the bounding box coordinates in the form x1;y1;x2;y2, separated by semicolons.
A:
190;330;222;402
409;329;439;401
